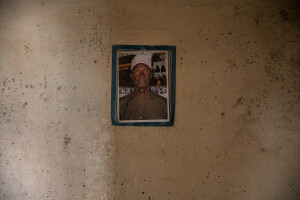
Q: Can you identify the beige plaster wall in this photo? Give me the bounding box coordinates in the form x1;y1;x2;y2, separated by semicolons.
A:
0;0;299;199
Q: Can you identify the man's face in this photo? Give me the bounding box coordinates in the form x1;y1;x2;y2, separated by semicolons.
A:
130;63;152;89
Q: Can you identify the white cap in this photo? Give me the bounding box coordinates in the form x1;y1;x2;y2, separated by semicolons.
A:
131;53;152;71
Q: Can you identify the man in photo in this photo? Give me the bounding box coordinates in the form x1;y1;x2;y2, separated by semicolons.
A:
119;53;167;120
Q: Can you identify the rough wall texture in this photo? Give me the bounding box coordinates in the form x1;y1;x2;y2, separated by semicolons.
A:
0;0;299;199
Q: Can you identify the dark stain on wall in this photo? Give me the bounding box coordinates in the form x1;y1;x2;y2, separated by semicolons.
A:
63;135;71;148
264;47;285;82
0;104;8;119
233;96;245;108
22;102;27;109
279;9;288;22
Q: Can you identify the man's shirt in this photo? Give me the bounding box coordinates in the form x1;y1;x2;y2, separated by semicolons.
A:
119;92;167;120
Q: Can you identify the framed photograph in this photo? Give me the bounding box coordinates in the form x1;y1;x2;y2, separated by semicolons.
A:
111;45;176;126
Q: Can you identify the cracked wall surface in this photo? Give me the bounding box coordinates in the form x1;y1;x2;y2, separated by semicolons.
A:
0;0;299;199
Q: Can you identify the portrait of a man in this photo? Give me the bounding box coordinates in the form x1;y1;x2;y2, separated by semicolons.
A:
111;45;175;126
119;54;167;121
